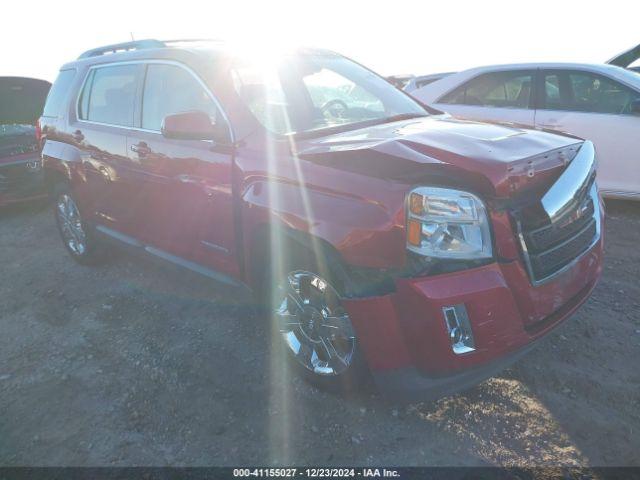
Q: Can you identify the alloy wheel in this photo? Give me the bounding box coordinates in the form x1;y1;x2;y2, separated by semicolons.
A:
56;193;86;256
275;270;356;376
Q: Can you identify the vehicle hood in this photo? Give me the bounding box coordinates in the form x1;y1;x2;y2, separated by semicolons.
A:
297;115;584;198
607;43;640;71
0;77;50;162
0;77;51;125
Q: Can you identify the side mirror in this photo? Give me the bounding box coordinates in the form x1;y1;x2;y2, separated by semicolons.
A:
631;99;640;115
161;110;224;141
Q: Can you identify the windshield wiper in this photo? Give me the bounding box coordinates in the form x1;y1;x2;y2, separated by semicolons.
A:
293;113;430;139
372;113;430;126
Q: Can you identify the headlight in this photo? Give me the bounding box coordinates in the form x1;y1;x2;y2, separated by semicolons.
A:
406;187;492;259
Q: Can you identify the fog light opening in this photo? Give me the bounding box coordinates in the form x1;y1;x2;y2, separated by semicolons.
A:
443;305;476;355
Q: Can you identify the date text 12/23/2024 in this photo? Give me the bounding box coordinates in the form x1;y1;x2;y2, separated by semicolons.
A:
233;468;400;478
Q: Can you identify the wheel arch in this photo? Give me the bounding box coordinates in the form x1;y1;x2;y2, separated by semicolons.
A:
44;168;71;197
247;222;353;296
239;176;406;280
42;140;81;196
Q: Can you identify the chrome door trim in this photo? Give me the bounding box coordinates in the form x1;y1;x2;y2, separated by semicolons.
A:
95;225;143;247
143;246;242;287
200;240;230;254
94;225;244;288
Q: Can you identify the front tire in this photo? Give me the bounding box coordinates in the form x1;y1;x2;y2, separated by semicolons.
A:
266;247;369;392
53;182;104;265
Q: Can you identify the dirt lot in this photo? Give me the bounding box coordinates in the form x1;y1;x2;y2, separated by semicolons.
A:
0;200;639;467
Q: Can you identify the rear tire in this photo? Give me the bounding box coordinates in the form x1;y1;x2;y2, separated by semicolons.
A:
53;182;105;265
262;242;370;393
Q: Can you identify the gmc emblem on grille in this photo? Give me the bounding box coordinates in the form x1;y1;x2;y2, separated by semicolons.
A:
558;200;590;229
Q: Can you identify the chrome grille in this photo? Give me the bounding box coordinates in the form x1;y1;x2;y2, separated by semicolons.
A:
516;141;600;285
519;186;599;284
524;199;595;252
526;210;597;280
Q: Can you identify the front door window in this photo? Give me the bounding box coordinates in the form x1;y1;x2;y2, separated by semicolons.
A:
440;71;534;109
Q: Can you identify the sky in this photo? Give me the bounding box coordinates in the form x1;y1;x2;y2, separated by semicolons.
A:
3;0;638;82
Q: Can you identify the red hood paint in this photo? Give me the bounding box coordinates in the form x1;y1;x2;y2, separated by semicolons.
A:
297;115;584;198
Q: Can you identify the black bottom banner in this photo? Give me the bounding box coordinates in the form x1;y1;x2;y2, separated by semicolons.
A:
0;467;639;480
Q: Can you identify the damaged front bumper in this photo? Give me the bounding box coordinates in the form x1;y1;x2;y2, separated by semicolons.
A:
343;242;602;399
343;141;603;399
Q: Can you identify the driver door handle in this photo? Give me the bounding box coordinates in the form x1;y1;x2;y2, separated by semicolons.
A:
175;175;215;199
130;142;151;156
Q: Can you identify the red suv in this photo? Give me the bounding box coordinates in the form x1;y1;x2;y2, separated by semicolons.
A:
40;40;604;398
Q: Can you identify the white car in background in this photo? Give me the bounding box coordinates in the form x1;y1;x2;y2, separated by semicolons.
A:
412;62;640;199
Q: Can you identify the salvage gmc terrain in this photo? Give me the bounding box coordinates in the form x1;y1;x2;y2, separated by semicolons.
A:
40;40;604;397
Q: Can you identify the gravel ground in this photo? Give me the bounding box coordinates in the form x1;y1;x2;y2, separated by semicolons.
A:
0;200;639;467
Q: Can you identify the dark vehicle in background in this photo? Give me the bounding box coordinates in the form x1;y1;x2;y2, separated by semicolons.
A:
403;72;456;93
0;77;50;207
386;74;415;89
607;43;640;72
40;40;603;398
387;72;456;92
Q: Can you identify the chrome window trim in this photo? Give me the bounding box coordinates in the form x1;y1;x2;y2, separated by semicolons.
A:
74;59;235;143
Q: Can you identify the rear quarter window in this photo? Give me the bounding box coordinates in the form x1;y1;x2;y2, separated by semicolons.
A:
42;69;76;118
78;64;139;127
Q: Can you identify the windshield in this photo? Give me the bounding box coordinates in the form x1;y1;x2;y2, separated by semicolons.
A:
231;51;428;135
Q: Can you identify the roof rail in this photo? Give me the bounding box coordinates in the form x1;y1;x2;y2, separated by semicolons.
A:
162;38;222;44
77;39;166;59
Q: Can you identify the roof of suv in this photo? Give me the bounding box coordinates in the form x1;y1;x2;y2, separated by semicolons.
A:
61;39;222;69
62;39;335;70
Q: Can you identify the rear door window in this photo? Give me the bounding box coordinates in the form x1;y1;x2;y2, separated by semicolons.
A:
542;70;640;114
80;65;139;126
141;63;221;132
42;70;75;118
568;72;638;114
440;71;534;109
